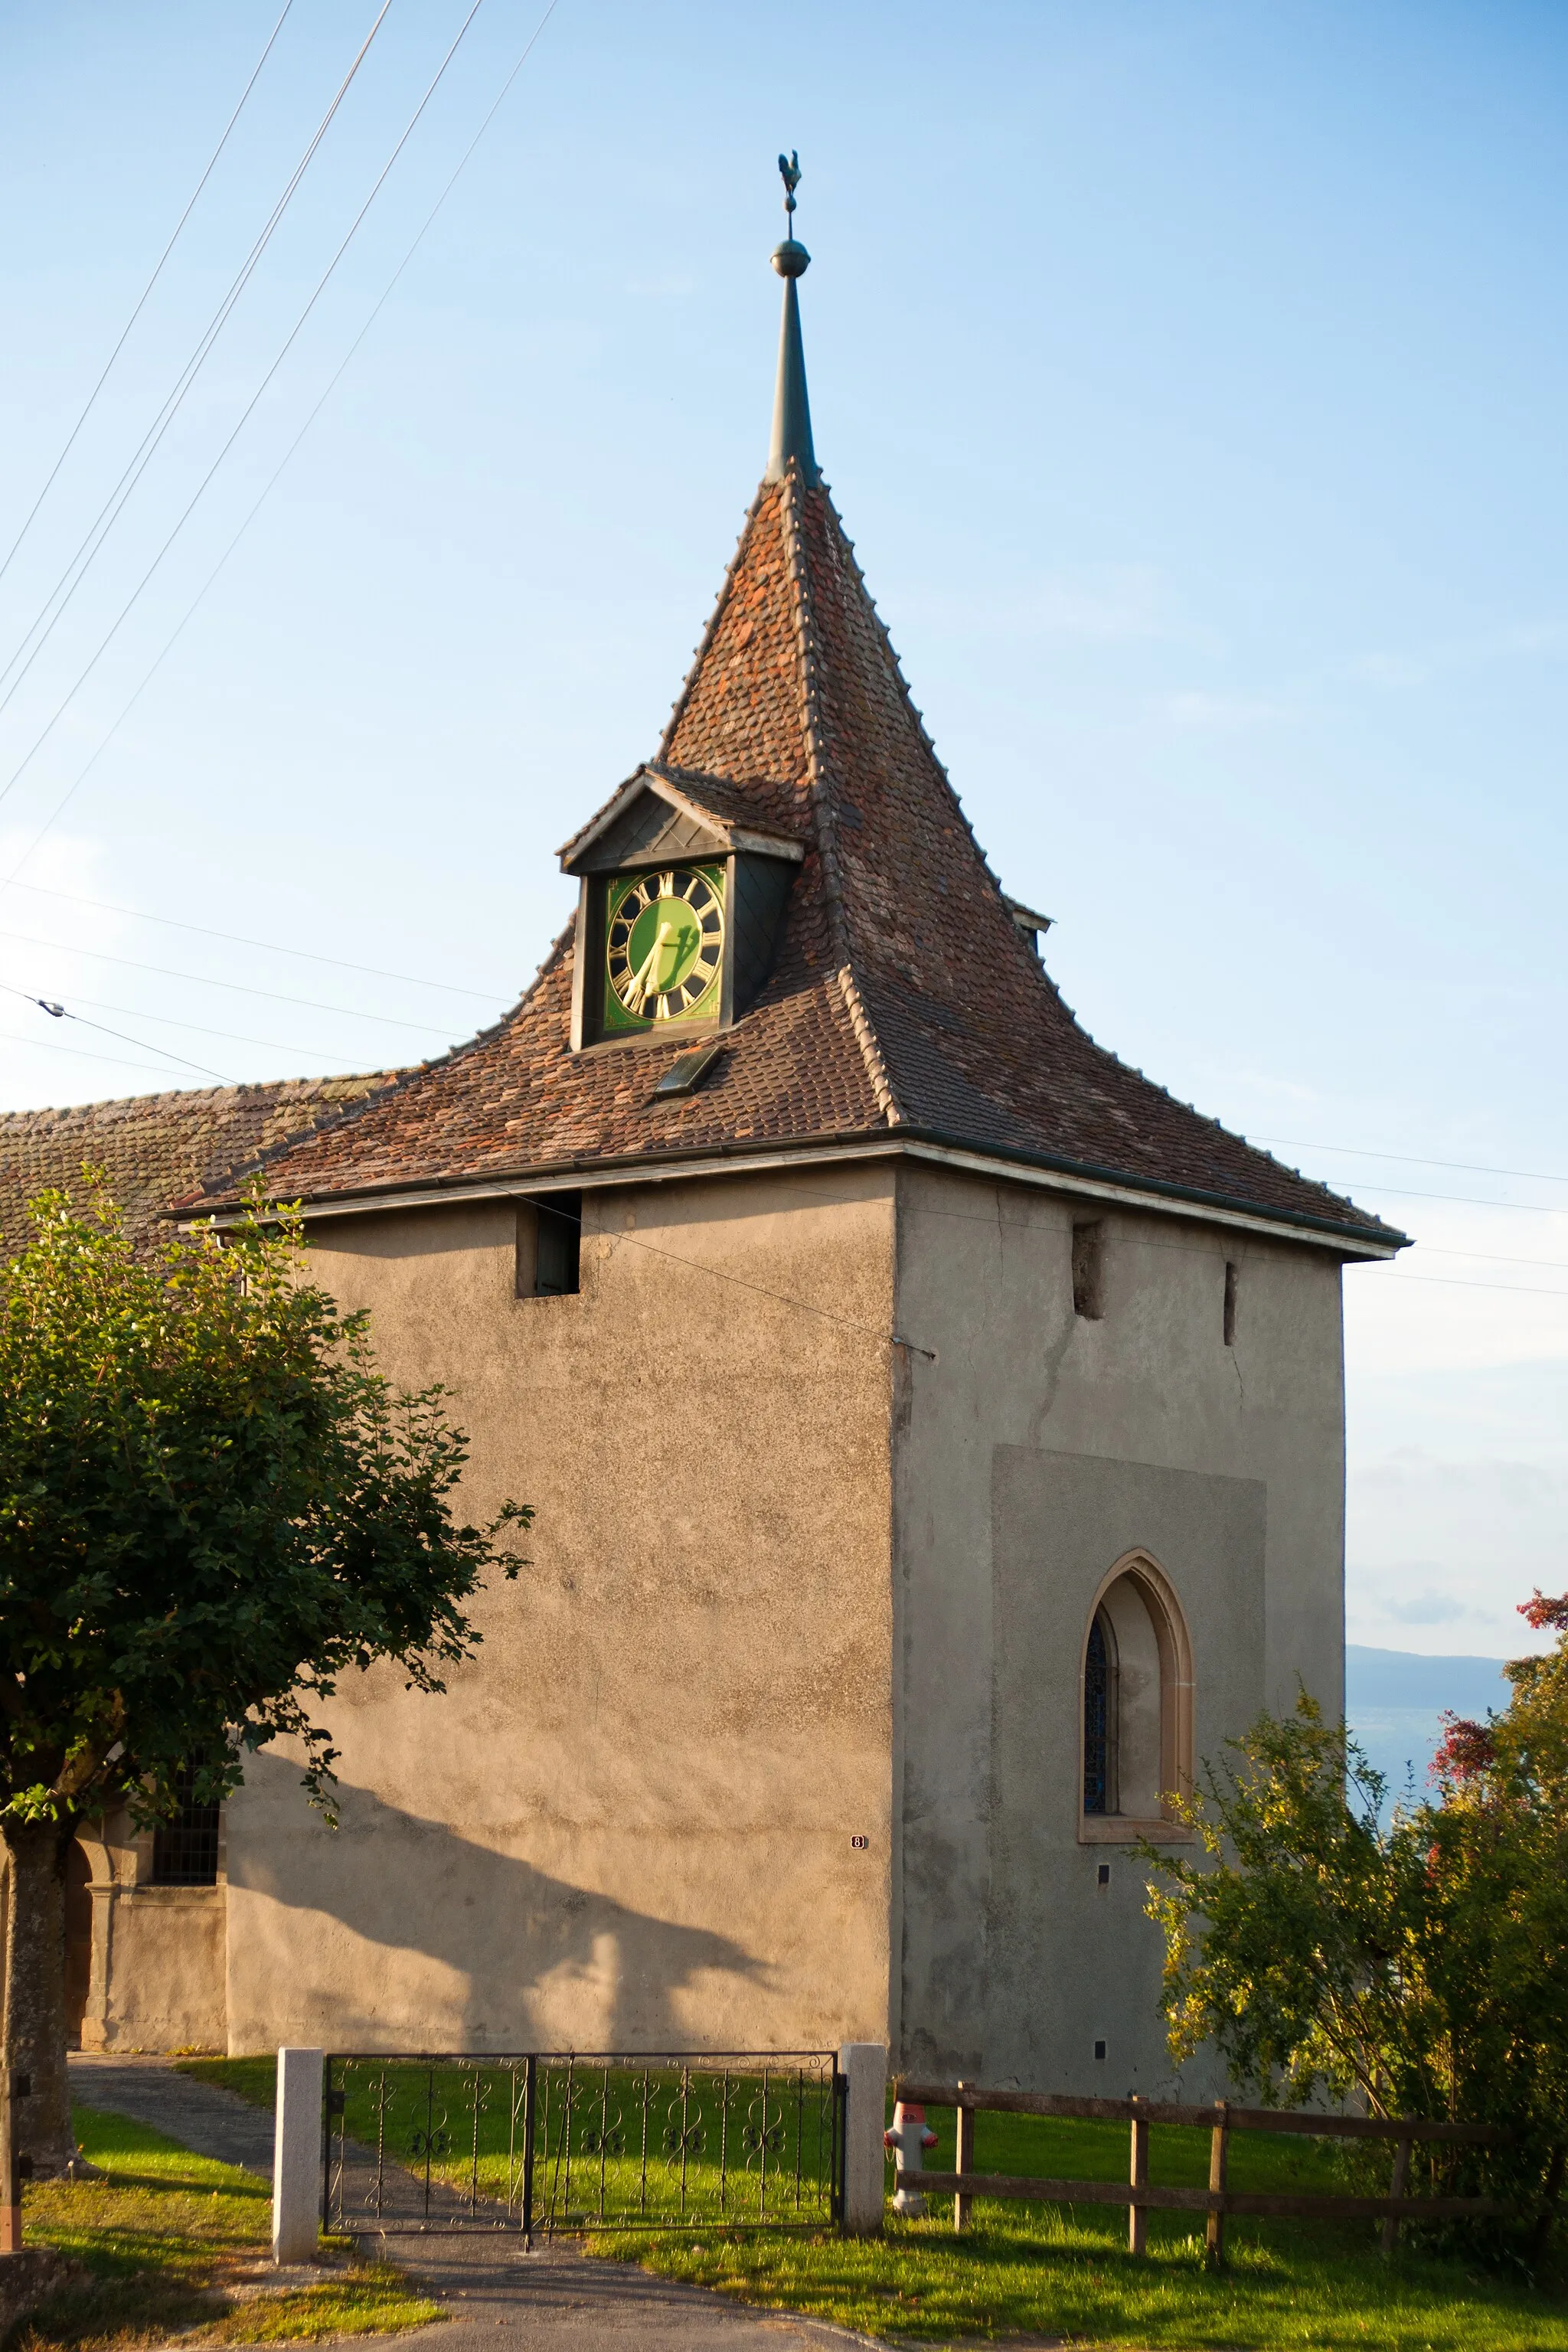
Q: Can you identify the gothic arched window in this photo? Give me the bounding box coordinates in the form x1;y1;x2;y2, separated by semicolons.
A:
1080;1556;1194;1835
1083;1609;1118;1815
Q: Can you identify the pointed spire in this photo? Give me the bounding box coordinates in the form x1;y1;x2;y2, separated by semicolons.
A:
765;151;818;485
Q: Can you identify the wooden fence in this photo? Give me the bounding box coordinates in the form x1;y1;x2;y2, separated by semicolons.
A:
891;2076;1508;2262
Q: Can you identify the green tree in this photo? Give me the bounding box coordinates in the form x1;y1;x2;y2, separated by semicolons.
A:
1144;1599;1568;2250
0;1178;528;2174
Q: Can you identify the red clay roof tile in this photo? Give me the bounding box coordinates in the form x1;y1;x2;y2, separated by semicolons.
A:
0;1072;397;1250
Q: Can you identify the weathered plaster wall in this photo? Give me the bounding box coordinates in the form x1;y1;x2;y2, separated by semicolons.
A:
890;1161;1348;2095
93;1889;228;2051
223;1168;897;2056
74;1818;227;2053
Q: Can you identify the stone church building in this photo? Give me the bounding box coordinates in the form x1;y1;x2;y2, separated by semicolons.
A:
1;217;1402;2091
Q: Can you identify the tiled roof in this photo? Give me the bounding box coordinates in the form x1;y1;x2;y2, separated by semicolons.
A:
191;469;1399;1250
0;1073;397;1251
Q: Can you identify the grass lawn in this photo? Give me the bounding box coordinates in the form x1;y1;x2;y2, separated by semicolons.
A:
179;2061;1568;2347
178;2059;276;2114
614;2105;1568;2350
17;2105;441;2350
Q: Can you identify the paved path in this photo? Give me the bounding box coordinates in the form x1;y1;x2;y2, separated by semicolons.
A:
371;2236;887;2352
70;2054;277;2174
67;2058;895;2350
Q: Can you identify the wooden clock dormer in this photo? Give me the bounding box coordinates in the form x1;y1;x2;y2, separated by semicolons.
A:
559;763;804;1052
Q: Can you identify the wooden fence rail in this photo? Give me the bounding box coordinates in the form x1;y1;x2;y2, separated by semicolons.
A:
891;2077;1508;2263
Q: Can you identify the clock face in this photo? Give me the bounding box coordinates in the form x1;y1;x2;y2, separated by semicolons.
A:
605;865;725;1027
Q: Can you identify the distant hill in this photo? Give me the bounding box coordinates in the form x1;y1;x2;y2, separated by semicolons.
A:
1345;1645;1510;1815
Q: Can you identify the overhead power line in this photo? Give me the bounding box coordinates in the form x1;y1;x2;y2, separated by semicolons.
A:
1254;1135;1568;1191
0;0;495;818
1380;1270;1568;1302
0;1028;211;1086
776;1170;1568;1278
3;881;505;1000
31;985;398;1069
0;0;563;914
1331;1183;1568;1217
0;927;459;1035
0;982;230;1083
0;0;297;596
0;0;394;719
1420;1243;1568;1272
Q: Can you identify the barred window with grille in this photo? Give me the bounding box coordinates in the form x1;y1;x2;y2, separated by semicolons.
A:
150;1766;220;1886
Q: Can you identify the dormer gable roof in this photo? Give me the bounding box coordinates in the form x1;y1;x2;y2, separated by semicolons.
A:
558;763;805;875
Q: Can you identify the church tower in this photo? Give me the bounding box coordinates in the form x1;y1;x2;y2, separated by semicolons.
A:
155;168;1402;2084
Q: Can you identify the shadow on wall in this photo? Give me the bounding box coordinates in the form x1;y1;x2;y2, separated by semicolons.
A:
229;1753;769;2052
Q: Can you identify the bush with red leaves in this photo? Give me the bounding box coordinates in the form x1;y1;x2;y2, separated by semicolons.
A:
1430;1713;1495;1782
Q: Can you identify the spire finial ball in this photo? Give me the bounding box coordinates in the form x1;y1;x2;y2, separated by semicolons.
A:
773;149;808;275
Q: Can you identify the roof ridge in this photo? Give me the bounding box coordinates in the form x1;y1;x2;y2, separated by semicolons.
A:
0;1071;390;1130
779;459;902;1129
657;486;767;764
178;1068;416;1213
835;964;900;1125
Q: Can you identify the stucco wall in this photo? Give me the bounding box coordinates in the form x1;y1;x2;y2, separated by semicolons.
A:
889;1160;1348;2094
222;1168;897;2056
74;1818;227;2053
91;1889;228;2052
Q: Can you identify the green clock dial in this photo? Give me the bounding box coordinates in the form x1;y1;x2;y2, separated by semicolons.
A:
606;866;724;1025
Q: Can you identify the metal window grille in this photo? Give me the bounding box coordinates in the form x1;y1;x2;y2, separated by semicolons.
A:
151;1766;220;1885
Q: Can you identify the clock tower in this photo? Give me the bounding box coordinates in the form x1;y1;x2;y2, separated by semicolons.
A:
146;165;1403;2088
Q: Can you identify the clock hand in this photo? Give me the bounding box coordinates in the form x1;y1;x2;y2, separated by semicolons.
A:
626;920;675;1013
624;929;662;1013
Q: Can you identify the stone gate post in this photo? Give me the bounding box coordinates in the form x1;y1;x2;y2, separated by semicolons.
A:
272;2047;323;2265
838;2042;887;2236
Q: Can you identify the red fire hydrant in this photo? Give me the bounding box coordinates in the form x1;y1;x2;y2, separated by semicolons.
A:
884;2100;939;2217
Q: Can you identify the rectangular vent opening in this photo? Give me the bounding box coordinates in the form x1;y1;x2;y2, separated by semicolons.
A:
518;1192;581;1298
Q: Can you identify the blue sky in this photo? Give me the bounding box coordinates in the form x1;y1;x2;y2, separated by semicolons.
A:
2;2;1565;1657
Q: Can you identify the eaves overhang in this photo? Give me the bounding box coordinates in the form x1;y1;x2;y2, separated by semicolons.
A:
173;1124;1407;1261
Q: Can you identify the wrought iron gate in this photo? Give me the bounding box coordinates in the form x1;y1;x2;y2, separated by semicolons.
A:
322;2051;844;2238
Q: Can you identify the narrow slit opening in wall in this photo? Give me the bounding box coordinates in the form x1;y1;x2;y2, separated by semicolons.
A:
1072;1220;1105;1319
1223;1259;1238;1347
518;1191;582;1298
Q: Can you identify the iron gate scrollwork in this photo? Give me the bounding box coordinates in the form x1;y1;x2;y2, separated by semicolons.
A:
322;2051;844;2238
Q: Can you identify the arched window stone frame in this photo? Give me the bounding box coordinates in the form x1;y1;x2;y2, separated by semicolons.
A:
1078;1550;1194;1844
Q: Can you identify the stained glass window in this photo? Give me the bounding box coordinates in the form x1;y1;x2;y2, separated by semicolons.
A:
1083;1609;1115;1815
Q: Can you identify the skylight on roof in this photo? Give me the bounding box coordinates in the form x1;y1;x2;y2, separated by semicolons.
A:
651;1042;723;1099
